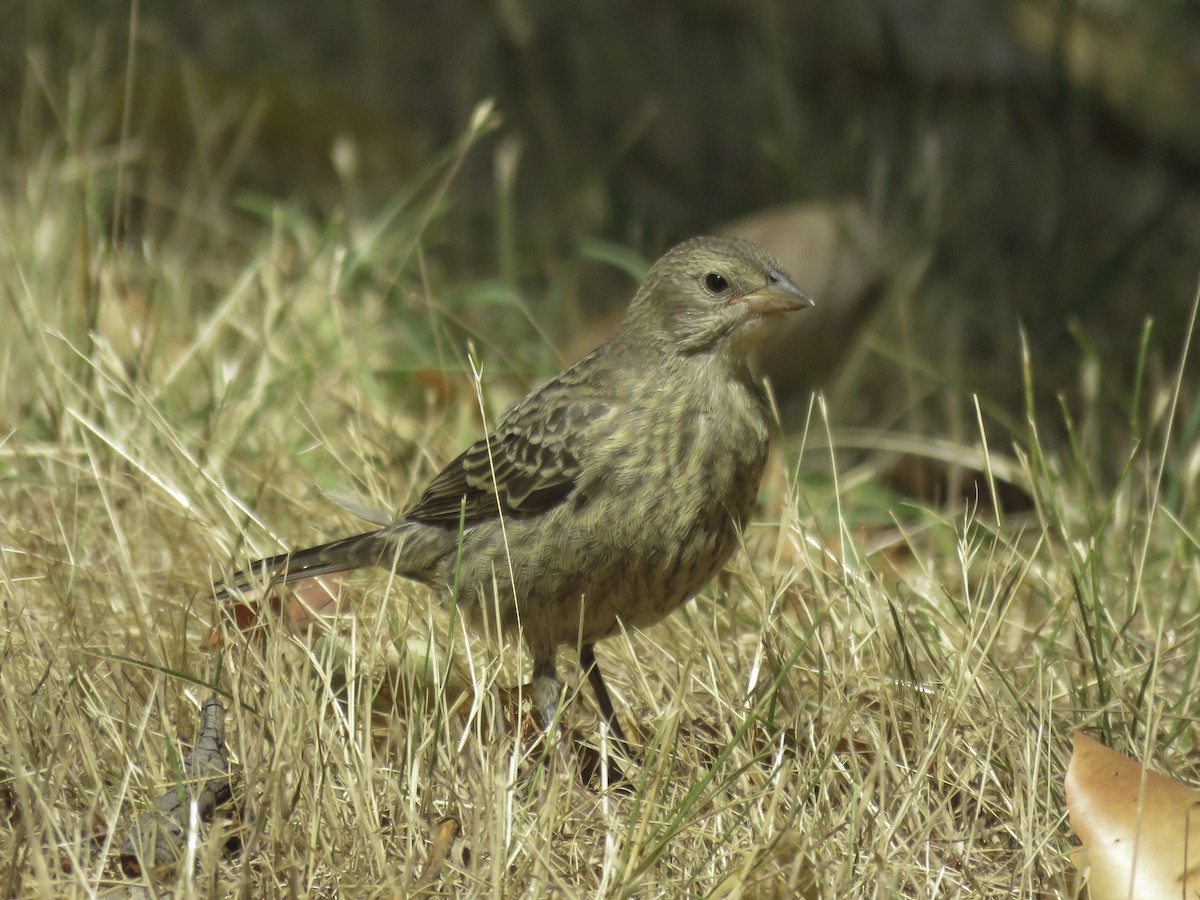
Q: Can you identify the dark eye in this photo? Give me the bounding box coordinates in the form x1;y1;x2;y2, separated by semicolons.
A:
704;272;729;294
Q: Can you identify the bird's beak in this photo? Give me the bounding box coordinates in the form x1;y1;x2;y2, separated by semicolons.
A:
734;270;815;317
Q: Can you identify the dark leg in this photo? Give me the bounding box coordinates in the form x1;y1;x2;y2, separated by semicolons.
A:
579;643;634;760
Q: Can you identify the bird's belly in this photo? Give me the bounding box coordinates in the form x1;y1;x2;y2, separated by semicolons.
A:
488;520;739;651
522;468;757;647
595;527;735;634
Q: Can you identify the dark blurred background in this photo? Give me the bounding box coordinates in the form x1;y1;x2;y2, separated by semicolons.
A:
5;1;1200;476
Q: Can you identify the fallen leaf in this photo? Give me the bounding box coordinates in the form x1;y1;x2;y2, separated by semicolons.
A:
1066;730;1200;899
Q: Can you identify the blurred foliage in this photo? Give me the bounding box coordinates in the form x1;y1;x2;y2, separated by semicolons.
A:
4;0;1200;461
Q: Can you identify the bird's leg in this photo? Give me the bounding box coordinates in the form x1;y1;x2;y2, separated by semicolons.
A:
579;643;635;760
532;657;565;735
531;649;632;790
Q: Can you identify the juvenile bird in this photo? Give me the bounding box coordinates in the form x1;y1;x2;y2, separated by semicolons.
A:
215;236;812;755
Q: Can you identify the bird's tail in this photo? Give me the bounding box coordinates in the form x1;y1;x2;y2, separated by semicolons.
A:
213;528;396;600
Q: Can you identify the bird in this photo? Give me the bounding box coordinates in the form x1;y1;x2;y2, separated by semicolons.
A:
214;235;812;761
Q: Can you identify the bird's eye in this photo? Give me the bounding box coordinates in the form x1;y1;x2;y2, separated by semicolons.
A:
704;272;729;294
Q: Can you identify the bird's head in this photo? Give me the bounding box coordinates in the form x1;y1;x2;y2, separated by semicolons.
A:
622;236;813;361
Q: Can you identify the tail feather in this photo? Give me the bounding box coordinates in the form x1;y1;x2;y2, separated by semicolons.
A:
213;529;391;599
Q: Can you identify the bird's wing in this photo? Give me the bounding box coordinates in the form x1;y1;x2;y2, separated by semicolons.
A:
404;396;612;524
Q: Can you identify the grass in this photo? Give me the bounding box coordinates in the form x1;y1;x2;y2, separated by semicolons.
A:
4;82;1200;900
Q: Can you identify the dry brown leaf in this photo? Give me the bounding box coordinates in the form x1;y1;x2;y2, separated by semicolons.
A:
206;575;348;645
1066;730;1200;899
415;816;463;886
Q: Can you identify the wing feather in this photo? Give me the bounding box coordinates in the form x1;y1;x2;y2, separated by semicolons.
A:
404;395;610;524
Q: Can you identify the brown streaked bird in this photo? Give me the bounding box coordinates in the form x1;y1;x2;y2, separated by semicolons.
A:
215;236;812;759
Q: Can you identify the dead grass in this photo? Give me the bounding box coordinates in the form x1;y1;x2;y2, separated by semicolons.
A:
3;104;1200;900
